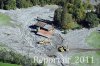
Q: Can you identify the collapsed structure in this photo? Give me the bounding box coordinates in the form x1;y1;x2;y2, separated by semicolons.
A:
32;22;54;38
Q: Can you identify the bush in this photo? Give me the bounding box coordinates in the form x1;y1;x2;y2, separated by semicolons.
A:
0;49;45;66
85;12;100;27
61;13;75;29
65;22;81;30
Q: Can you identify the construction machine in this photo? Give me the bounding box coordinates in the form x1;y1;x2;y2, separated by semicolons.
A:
57;45;69;52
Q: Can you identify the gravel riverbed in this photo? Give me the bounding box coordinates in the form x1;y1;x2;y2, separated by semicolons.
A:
0;5;99;66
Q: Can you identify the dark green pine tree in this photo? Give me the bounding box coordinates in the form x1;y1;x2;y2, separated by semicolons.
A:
30;0;37;6
96;3;100;15
61;0;68;28
31;0;40;5
0;0;4;9
53;8;63;27
16;0;32;8
85;12;100;27
39;0;46;6
4;0;16;10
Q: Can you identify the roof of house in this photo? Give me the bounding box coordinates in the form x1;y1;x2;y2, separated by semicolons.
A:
35;22;47;27
35;22;53;30
37;29;53;38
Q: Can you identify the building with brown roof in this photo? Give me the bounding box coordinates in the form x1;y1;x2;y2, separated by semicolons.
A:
33;22;54;38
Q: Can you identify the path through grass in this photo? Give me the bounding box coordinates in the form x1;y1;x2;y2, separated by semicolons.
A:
86;31;100;55
70;30;100;66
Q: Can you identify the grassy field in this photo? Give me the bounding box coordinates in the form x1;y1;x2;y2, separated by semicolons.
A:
0;13;11;26
70;52;100;66
0;62;20;66
86;31;100;55
86;31;100;48
70;31;100;66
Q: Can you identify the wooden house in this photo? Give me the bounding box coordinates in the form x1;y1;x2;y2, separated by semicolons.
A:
33;22;54;38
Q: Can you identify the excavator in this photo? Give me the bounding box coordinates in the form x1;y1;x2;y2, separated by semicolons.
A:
58;46;67;52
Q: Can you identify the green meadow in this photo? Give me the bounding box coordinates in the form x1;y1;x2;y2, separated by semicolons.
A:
70;31;100;66
70;52;100;66
86;31;100;48
0;62;20;66
86;31;100;55
0;13;11;26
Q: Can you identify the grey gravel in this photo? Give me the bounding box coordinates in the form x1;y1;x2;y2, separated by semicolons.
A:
0;5;99;66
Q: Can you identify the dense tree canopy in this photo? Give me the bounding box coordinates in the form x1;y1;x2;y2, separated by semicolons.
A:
54;0;100;29
96;3;100;15
54;0;86;29
0;49;45;66
0;0;4;9
16;0;32;8
0;0;66;9
61;13;75;29
0;0;100;29
4;0;16;10
85;12;100;27
53;8;63;27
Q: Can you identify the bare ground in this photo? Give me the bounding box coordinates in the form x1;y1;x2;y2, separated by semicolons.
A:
0;5;99;66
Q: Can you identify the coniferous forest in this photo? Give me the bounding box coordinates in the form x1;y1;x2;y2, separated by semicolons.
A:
0;0;66;10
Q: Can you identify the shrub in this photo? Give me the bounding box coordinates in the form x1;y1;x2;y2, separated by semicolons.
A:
85;12;100;27
0;49;46;66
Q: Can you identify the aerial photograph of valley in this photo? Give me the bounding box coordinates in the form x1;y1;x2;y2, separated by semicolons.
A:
0;0;100;66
